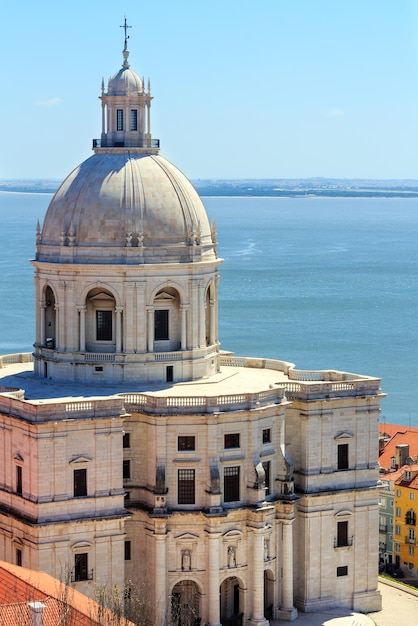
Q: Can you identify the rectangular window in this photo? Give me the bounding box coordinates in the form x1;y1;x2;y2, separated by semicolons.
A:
96;310;112;341
166;365;174;382
130;109;138;131
125;540;132;561
337;521;349;547
123;460;131;479
408;528;415;542
224;433;240;449
406;510;416;525
154;310;169;340
395;525;401;535
262;461;271;496
397;489;401;497
262;428;271;444
16;466;22;495
74;468;87;497
410;492;415;501
123;432;130;448
337;566;348;577
178;436;195;451
396;507;402;517
178;469;195;505
409;545;415;556
16;549;22;567
74;553;88;581
395;542;401;552
224;466;240;502
337;444;349;470
117;109;124;131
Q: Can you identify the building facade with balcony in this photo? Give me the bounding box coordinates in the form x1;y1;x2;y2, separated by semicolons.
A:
378;478;394;566
392;466;418;576
0;26;383;626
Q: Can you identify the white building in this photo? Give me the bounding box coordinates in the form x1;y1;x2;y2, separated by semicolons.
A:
0;28;383;626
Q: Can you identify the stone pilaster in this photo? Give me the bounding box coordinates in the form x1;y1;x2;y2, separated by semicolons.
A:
207;530;222;626
248;527;269;626
277;518;298;621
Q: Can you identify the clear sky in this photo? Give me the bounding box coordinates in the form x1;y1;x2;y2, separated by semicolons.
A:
2;0;418;180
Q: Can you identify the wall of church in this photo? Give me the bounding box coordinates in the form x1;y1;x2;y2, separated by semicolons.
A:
0;397;128;596
293;488;381;613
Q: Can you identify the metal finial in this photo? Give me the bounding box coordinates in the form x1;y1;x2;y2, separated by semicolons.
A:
120;16;132;49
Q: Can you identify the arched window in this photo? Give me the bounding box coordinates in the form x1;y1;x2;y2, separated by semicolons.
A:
85;288;116;352
153;288;181;351
44;285;56;348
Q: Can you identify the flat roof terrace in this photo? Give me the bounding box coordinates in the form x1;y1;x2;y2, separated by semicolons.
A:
0;353;383;422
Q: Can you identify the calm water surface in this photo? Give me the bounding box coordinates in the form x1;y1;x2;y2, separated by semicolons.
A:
1;192;417;426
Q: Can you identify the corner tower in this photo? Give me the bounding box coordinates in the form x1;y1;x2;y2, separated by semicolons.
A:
32;30;221;385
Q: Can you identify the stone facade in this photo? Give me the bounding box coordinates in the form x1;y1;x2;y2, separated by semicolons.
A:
0;30;383;625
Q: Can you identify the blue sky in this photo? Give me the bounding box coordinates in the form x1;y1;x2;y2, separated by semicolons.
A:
2;0;418;180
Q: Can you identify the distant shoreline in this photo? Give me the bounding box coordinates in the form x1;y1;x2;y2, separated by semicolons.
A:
2;179;418;199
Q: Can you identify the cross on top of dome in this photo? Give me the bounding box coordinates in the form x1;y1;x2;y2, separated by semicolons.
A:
120;16;132;69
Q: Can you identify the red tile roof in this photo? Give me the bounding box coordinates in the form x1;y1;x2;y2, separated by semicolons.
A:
379;425;418;471
0;561;135;626
379;422;418;439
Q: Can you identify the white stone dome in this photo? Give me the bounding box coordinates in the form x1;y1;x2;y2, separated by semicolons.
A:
37;152;216;265
108;66;143;95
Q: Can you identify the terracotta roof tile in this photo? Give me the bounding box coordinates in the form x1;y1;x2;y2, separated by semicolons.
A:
379;429;418;470
0;561;136;626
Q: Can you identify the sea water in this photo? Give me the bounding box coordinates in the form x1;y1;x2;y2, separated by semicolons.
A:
1;191;417;426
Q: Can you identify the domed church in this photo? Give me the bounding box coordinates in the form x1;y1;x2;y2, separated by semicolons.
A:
0;24;382;626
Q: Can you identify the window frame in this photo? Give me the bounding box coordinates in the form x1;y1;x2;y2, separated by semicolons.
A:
123;459;131;480
262;428;271;444
123;432;130;449
16;465;22;496
154;309;169;341
178;469;195;505
74;552;89;582
117;109;124;131
73;468;87;497
96;310;113;341
130;109;138;131
178;436;195;451
337;443;349;470
224;466;240;503
337;520;349;547
337;566;348;577
224;433;240;449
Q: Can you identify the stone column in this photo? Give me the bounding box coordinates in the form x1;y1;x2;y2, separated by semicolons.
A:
147;306;154;352
209;299;216;345
115;307;123;353
207;531;221;626
154;526;167;626
180;305;188;350
54;304;60;350
248;529;269;625
198;281;205;347
40;304;46;347
278;520;298;621
78;306;86;352
215;274;220;361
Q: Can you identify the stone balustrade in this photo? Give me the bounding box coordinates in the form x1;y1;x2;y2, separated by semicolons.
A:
0;393;126;423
